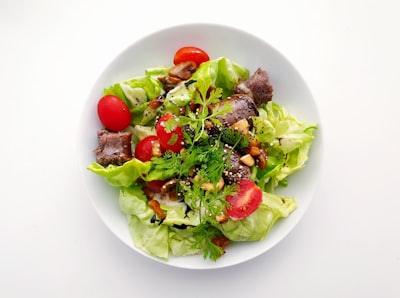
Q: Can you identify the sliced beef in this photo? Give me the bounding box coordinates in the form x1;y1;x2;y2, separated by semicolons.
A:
208;94;259;127
223;149;251;185
233;68;273;106
94;130;133;167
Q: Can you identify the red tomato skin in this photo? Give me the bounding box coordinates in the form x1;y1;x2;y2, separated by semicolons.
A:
173;46;210;66
156;113;184;153
145;180;167;193
97;95;131;132
226;180;262;220
134;136;159;162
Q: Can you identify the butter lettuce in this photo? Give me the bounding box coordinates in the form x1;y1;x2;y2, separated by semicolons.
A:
252;102;317;192
190;57;249;97
168;228;201;257
217;192;297;241
104;73;166;126
87;158;151;187
119;186;169;259
104;76;164;106
119;185;201;259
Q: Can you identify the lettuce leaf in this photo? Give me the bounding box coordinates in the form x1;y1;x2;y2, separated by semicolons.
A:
118;185;201;259
87;158;151;187
168;227;201;256
216;192;297;241
119;186;169;259
252;102;317;192
104;76;164;106
190;57;249;97
104;75;165;126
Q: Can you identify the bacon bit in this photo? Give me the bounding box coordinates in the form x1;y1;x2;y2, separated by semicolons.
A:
256;148;268;169
148;96;165;110
212;235;230;251
148;199;166;220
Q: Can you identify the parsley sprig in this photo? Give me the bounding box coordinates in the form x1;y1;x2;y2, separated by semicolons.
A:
178;80;232;144
147;80;245;261
191;223;225;261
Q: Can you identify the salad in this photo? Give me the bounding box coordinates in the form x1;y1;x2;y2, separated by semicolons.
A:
87;46;317;261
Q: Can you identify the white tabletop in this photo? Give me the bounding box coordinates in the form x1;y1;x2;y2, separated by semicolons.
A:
1;0;399;297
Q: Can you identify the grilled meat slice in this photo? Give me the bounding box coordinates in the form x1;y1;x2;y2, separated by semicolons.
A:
234;68;273;106
94;130;133;166
223;149;251;185
208;94;258;127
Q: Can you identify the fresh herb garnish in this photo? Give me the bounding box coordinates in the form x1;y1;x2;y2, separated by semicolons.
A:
178;80;232;144
147;80;244;261
191;222;225;261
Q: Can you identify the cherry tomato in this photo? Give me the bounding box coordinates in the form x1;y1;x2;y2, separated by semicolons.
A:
173;46;210;66
134;135;159;162
97;95;131;132
156;113;184;153
145;180;167;193
226;180;262;220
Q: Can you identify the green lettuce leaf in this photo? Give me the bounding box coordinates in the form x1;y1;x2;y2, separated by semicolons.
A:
119;186;169;259
87;158;151;187
168;227;201;256
252;102;317;192
216;192;297;241
105;76;163;105
190;57;249;97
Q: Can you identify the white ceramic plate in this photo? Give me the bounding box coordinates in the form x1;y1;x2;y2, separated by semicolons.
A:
78;23;323;270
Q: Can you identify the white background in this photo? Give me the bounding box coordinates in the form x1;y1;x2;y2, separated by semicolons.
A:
1;0;399;297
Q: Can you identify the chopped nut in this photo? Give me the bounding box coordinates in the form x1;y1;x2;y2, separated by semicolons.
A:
249;146;261;156
240;154;255;167
151;139;162;157
194;176;225;192
230;119;250;135
215;212;228;223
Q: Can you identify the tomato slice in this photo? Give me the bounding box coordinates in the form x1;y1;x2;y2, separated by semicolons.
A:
97;95;131;132
134;135;160;162
225;180;262;220
156;113;184;153
173;46;210;66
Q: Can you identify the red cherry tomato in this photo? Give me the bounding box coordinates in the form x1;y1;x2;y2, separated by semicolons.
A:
145;180;167;193
97;95;131;132
226;180;262;220
134;135;159;162
156;113;184;153
173;46;210;66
